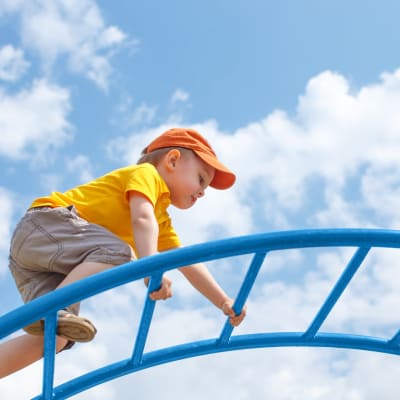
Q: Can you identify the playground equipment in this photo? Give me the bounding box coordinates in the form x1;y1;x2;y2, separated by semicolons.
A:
1;228;400;399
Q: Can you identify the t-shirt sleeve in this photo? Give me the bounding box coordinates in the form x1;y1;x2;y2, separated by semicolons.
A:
125;164;163;206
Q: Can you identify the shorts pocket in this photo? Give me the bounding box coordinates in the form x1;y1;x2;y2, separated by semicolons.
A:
10;215;61;272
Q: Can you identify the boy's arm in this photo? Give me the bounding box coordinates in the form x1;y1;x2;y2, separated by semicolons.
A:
129;192;158;258
128;192;246;323
128;191;172;300
179;263;246;327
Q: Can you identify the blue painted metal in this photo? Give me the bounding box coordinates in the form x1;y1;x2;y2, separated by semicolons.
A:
218;251;267;344
42;312;57;399
303;246;370;339
1;229;400;399
130;273;163;365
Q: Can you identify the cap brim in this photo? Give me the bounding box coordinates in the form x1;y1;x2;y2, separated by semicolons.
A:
195;152;236;190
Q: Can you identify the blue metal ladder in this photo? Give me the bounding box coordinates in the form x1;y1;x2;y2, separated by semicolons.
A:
1;229;400;399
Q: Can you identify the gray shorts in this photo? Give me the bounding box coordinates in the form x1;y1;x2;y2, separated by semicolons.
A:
9;206;135;315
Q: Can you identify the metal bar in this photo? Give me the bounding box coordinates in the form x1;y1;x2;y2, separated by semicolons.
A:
388;329;400;345
2;229;399;400
42;311;58;399
42;330;400;400
2;229;400;340
304;246;370;339
218;252;267;344
130;273;163;366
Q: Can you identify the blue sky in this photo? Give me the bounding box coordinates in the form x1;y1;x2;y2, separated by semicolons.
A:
2;1;400;398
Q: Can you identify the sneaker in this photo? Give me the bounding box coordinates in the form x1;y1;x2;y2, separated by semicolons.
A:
23;310;97;342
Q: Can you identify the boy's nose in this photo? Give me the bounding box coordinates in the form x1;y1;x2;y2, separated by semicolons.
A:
197;189;205;198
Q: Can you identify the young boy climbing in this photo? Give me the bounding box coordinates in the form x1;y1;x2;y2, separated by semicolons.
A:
0;127;246;378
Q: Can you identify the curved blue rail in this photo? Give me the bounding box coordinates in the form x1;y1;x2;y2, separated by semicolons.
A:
1;229;400;399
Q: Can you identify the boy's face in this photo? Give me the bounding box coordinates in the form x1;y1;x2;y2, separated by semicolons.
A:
165;150;215;209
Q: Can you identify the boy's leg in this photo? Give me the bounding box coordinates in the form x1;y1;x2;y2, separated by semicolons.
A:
56;261;114;290
0;334;68;378
10;207;134;311
23;261;114;341
2;262;115;378
6;207;134;375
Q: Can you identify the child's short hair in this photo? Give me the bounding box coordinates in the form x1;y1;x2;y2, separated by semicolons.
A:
137;146;192;166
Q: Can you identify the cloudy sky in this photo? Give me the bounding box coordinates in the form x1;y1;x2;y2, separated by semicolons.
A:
2;0;400;398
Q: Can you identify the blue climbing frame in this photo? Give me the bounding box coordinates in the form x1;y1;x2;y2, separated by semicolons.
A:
1;229;400;399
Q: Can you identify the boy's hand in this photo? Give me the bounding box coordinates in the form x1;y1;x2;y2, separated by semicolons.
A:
147;276;173;301
221;298;247;327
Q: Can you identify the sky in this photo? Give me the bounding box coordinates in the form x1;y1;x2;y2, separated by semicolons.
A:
1;0;400;398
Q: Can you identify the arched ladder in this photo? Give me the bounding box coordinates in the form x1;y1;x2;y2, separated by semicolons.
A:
1;229;400;399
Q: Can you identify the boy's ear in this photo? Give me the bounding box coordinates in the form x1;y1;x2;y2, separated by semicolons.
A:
164;149;181;171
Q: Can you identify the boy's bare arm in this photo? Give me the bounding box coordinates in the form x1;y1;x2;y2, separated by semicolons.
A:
128;192;172;300
129;192;159;258
127;193;246;322
179;263;246;326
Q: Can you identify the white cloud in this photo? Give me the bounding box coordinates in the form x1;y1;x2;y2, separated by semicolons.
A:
0;79;72;161
36;173;64;194
106;68;400;239
112;97;158;130
0;0;24;14
0;45;30;82
130;103;158;126
4;67;400;399
85;68;400;398
105;123;174;163
0;188;14;278
170;89;190;104
361;163;400;221
34;155;95;194
66;154;94;183
223;69;400;229
3;0;128;89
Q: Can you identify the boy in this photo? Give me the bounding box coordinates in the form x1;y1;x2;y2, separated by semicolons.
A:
0;127;246;378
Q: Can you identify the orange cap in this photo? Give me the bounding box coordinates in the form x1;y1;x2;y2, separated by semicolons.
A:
145;128;236;189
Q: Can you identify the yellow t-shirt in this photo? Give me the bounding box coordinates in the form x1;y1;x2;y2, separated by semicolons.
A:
30;163;181;255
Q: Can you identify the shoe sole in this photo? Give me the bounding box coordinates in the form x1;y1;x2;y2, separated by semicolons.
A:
24;314;97;343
